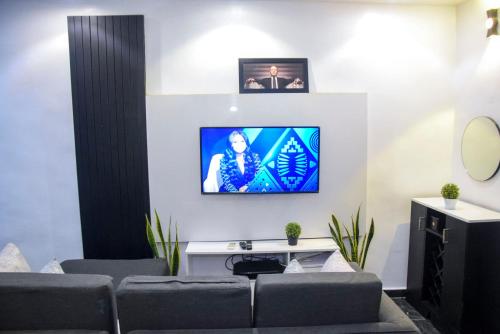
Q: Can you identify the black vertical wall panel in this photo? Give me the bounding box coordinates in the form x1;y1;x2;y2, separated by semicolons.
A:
67;15;151;259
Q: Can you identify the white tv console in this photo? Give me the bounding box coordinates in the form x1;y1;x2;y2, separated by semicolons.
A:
185;238;339;275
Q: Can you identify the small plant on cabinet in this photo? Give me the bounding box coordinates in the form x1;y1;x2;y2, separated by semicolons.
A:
441;183;460;210
285;222;301;246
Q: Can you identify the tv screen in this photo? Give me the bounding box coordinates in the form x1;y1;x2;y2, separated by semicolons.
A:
200;127;320;194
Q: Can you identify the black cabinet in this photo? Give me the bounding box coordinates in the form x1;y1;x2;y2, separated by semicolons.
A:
407;199;500;334
440;217;467;332
407;201;427;308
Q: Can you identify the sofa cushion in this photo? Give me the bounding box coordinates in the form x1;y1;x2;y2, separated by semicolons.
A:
117;276;252;333
0;273;117;333
254;272;382;328
348;262;362;272
320;251;355;272
60;259;168;289
40;260;64;274
283;259;305;273
0;243;31;272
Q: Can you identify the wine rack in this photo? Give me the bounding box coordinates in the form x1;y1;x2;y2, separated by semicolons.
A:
423;231;445;312
419;210;447;317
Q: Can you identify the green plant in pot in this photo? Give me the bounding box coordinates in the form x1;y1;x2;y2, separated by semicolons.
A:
328;205;375;269
441;183;460;210
146;209;181;276
285;222;301;246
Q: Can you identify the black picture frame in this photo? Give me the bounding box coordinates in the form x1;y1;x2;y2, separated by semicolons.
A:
239;58;309;94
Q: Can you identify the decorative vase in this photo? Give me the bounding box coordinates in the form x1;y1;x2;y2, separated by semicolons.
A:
288;237;298;246
444;198;458;210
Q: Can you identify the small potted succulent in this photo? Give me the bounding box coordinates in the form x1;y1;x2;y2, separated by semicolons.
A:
441;183;460;210
285;222;301;246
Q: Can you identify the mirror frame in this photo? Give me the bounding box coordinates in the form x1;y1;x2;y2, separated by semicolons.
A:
461;116;500;181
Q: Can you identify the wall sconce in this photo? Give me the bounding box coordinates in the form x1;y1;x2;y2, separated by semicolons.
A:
486;9;499;37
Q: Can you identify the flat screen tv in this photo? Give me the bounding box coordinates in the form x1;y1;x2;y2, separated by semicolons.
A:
200;127;320;194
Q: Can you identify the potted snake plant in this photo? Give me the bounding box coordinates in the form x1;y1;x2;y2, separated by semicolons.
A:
146;210;181;276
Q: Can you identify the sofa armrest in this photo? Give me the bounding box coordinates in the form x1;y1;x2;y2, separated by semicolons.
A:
347;263;420;333
348;262;362;272
378;293;421;333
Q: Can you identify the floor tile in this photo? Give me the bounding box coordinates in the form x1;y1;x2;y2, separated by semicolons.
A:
413;320;441;334
391;297;441;334
392;297;426;320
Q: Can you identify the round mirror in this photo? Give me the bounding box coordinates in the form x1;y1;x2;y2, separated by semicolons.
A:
461;116;500;181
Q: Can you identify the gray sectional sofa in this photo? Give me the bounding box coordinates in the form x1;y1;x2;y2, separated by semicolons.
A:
0;260;420;334
116;268;420;333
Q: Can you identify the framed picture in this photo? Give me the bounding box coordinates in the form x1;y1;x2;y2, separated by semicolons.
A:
239;58;309;94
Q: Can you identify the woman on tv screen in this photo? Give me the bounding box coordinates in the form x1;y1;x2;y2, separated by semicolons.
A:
219;130;261;192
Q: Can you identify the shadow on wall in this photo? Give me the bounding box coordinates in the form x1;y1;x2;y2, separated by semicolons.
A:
381;223;410;289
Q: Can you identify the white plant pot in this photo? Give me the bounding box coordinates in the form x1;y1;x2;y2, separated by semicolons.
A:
444;198;458;210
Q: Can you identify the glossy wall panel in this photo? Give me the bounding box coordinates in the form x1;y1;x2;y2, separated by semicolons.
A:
147;93;367;241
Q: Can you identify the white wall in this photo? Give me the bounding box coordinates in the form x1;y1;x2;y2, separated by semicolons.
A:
0;1;84;270
0;0;457;288
454;0;500;212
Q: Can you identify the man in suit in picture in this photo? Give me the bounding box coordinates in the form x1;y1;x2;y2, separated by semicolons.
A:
245;65;303;90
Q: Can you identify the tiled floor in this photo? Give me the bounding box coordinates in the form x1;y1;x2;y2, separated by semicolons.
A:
392;297;441;334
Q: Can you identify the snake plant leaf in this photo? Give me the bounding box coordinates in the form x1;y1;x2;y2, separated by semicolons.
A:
154;209;167;258
350;215;359;262
351;205;361;261
328;221;342;246
354;206;360;242
171;245;180;276
361;218;375;269
352;216;356;244
359;234;368;267
330;214;348;259
344;225;356;262
332;214;348;257
146;214;159;258
170;224;181;276
167;216;172;262
328;222;338;241
329;223;346;258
